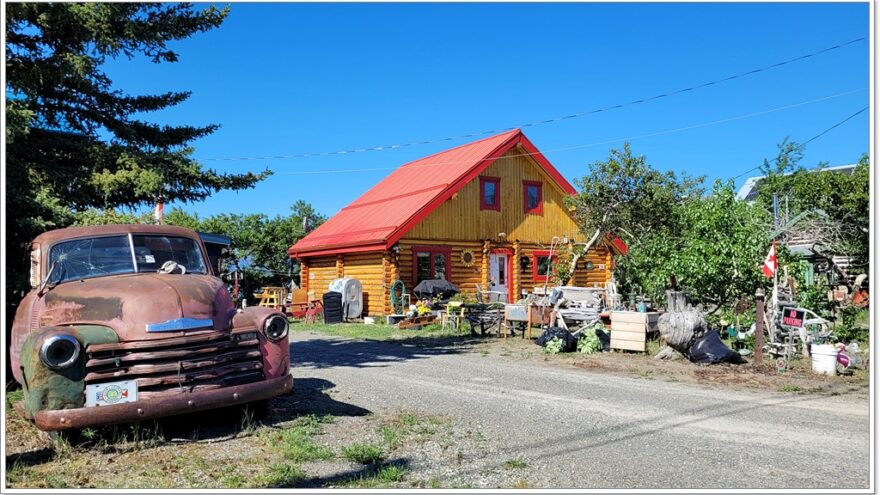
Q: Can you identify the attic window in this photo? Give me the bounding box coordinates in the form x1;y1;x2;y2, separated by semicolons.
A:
522;181;543;214
480;176;501;211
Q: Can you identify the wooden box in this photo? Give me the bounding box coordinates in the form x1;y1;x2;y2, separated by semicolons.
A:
610;311;660;352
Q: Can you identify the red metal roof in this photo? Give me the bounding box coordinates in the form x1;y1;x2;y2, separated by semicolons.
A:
288;129;577;258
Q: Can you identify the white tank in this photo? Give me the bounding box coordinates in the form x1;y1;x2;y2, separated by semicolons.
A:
328;277;363;320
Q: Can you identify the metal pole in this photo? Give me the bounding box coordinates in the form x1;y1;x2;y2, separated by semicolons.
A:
755;288;765;366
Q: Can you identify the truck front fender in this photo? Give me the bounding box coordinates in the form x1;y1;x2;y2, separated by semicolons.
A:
20;325;119;419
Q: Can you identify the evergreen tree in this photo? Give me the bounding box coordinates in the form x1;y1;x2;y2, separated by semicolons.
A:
5;3;270;306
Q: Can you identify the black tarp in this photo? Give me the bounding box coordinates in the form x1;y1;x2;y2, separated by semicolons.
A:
688;331;746;364
412;279;460;300
595;328;611;352
535;326;578;352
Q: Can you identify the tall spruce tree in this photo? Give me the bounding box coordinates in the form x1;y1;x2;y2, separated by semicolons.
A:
5;4;270;307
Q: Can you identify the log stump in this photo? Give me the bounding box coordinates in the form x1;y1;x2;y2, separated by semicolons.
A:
657;290;706;359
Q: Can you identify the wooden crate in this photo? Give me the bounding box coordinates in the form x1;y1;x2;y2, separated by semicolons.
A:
610;311;660;352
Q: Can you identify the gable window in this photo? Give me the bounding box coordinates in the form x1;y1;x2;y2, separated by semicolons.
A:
522;180;543;214
479;176;501;211
413;246;451;287
532;250;558;282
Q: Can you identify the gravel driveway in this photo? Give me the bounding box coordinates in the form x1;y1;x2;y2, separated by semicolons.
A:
291;331;871;489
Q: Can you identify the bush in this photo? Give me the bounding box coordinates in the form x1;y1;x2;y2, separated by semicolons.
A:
544;337;563;355
834;307;869;344
577;330;601;354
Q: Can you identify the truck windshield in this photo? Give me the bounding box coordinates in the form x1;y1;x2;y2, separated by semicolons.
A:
48;235;207;284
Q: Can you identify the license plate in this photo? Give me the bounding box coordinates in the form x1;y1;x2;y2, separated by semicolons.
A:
85;380;138;407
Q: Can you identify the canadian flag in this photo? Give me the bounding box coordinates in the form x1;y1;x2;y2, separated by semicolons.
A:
762;240;777;278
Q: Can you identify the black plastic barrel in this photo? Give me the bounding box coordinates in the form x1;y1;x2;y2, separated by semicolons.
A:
323;292;343;324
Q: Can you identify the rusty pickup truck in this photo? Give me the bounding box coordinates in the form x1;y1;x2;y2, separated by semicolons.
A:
10;224;292;431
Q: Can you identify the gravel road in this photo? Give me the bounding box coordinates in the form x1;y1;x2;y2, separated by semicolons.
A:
291;331;871;489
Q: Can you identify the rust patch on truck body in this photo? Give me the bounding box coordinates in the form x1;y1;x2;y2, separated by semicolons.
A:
11;224;291;431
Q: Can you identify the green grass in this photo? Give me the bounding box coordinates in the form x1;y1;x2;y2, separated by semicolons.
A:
6;388;23;412
5;461;35;487
290;322;462;342
780;384;802;393
342;465;410;488
397;412;420;426
220;470;247;489
342;443;385;464
504;457;528;469
257;462;306;488
267;415;335;462
377;424;402;449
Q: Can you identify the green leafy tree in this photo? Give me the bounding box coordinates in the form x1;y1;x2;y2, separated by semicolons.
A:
6;3;270;308
164;202;325;299
619;181;773;311
567;143;704;272
756;140;869;275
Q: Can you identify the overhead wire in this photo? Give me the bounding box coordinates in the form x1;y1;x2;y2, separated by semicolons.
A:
728;104;869;181
272;88;866;176
201;37;866;163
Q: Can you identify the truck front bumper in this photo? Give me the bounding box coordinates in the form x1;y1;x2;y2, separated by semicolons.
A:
34;374;293;431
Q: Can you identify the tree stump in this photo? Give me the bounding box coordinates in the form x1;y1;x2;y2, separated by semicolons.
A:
656;290;706;359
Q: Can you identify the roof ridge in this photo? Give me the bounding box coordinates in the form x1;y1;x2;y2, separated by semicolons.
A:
399;128;521;168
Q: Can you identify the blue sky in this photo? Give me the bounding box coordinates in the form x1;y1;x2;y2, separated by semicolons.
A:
104;2;870;220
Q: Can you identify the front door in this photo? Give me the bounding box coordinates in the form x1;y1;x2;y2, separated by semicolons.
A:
488;252;509;302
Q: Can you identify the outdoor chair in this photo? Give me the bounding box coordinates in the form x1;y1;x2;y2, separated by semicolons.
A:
440;300;466;333
466;288;505;336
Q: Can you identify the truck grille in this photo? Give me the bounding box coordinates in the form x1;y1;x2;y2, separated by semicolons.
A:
84;331;264;400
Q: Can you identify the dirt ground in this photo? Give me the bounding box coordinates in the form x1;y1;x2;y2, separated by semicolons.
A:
482;335;870;396
3;327;871;489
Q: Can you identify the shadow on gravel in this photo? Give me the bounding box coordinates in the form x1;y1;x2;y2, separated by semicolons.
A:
292;334;486;369
6;376;370;461
288;458;412;488
158;376;371;442
276;377;371;418
5;448;54;470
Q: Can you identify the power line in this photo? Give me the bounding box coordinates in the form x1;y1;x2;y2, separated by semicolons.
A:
203;37;866;163
801;106;868;145
273;88;864;176
729;105;869;181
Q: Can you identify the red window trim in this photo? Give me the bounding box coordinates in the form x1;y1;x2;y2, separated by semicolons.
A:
532;250;558;282
479;176;501;211
522;180;543;214
411;245;452;288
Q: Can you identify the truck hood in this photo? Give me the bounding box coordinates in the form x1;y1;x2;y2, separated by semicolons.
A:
39;273;234;340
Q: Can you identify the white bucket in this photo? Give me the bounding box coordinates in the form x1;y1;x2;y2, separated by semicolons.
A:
811;344;839;375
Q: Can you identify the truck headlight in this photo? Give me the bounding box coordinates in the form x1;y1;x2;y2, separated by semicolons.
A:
263;315;289;342
39;334;82;369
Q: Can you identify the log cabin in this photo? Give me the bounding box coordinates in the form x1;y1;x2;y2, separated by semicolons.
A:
287;129;627;316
